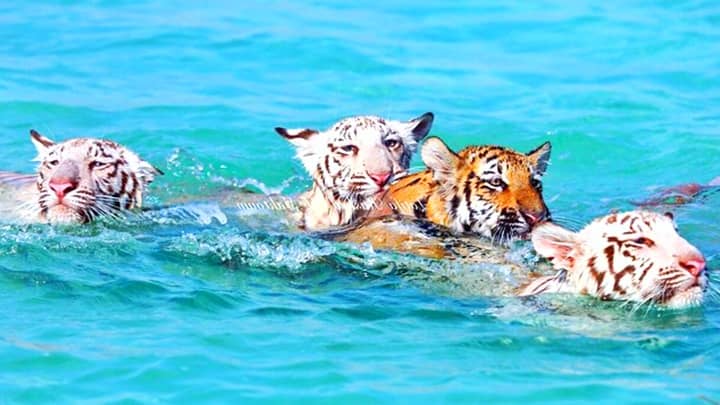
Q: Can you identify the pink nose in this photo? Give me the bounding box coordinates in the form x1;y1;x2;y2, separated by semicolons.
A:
521;208;549;226
368;171;391;187
49;178;78;199
679;258;706;277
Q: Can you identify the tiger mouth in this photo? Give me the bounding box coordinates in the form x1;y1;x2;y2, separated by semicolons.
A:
346;183;386;195
340;183;388;203
654;271;708;309
490;222;532;243
45;205;89;224
661;285;705;309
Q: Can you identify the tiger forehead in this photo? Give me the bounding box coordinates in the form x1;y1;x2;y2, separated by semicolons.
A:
592;212;665;237
50;138;124;159
459;146;532;172
329;116;394;141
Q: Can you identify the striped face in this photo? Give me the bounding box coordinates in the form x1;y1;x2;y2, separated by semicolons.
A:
390;137;550;243
31;130;161;224
523;211;708;309
276;113;433;223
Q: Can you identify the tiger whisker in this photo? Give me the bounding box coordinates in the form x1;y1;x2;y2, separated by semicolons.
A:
629;292;656;316
87;201;124;222
94;195;124;202
546;214;584;231
631;284;664;315
617;298;635;311
707;284;720;302
98;201;126;218
642;298;659;318
16;200;39;212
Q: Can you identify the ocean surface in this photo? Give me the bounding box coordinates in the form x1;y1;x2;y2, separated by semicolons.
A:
1;1;719;402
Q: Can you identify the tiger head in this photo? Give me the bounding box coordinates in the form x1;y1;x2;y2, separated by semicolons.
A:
522;211;708;309
276;113;433;226
31;130;162;224
419;137;551;242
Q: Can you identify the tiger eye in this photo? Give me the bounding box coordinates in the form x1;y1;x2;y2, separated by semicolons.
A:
488;178;504;188
633;237;654;247
384;139;400;149
340;145;358;154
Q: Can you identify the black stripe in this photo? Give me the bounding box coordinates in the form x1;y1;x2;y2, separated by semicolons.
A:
403;177;422;188
604;245;615;273
450;195;460;217
413;197;428;218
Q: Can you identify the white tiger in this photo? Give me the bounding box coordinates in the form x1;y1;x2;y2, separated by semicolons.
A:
520;210;708;309
0;130;162;224
276;112;434;230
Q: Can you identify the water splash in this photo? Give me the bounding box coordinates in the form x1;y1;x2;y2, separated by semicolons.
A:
166;228;338;271
137;203;228;226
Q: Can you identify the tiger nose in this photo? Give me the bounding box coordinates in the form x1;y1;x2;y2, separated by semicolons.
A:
49;177;78;199
679;257;706;277
368;171;391;187
521;208;550;226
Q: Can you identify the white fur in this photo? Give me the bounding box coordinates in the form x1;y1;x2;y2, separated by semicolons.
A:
29;131;161;224
522;210;708;309
277;113;433;230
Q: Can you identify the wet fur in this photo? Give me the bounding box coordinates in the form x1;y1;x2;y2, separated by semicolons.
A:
277;113;433;230
19;130;161;224
520;211;708;309
387;137;551;243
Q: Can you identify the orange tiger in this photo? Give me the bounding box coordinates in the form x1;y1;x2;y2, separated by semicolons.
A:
386;137;551;243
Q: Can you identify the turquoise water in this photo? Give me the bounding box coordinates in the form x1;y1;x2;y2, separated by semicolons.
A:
1;1;720;402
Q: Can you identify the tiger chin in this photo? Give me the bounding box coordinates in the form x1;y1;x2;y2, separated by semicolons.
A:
520;211;708;309
387;136;552;243
6;130;162;225
275;112;434;231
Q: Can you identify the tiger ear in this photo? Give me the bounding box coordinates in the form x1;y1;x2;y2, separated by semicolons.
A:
275;127;320;148
421;137;460;183
531;221;578;270
30;129;55;159
405;112;434;141
527;141;551;176
135;160;163;184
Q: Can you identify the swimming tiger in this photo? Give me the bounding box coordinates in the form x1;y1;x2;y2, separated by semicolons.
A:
520;210;707;309
0;130;162;224
276;112;434;230
634;176;720;207
386;136;551;243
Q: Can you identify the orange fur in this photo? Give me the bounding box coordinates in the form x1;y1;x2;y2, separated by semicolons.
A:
385;139;551;241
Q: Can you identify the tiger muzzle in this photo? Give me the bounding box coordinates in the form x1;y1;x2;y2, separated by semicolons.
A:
521;207;550;227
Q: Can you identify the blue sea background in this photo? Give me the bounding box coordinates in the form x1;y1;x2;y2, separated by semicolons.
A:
1;1;719;402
